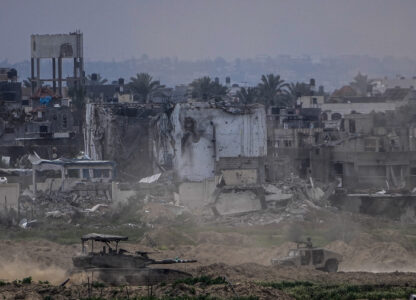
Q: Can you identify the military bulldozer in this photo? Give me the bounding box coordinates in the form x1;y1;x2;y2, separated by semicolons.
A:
72;233;196;285
271;240;342;272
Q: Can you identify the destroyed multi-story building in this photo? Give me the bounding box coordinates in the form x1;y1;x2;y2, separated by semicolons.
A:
264;85;416;217
266;105;323;181
0;32;86;167
311;109;416;191
84;100;267;215
84;102;165;178
153;101;267;215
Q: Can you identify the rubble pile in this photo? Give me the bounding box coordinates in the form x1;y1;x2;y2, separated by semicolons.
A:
19;188;112;222
205;175;335;226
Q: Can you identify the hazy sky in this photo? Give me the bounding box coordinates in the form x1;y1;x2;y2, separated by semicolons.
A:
1;0;416;62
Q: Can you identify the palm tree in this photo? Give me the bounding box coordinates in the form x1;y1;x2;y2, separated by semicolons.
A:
190;76;227;100
86;73;108;85
257;74;288;109
287;82;312;105
237;87;258;104
129;73;165;103
350;72;370;96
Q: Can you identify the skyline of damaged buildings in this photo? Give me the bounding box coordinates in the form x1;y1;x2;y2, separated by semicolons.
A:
2;32;416;219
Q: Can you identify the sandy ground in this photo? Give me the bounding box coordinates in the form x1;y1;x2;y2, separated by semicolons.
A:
1;228;416;299
1;230;416;282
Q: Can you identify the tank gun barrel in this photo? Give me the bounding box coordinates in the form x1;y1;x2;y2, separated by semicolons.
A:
153;258;197;264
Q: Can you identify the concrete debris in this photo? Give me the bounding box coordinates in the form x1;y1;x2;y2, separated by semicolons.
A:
45;210;67;218
18;218;37;229
139;173;162;183
19;187;113;221
203;175;335;226
84;203;109;213
215;190;262;215
263;184;293;203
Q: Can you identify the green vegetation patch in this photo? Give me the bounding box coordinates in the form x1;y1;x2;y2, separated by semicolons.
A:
260;281;416;300
174;276;227;286
81;296;257;300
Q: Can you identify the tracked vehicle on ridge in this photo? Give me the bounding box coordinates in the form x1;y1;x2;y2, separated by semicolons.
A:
72;233;196;285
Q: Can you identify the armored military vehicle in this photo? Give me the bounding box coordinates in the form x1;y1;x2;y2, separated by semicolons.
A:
271;240;342;272
72;233;196;285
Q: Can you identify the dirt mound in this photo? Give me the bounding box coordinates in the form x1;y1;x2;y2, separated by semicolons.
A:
0;281;294;300
141;227;195;248
327;234;416;272
0;239;77;284
141;202;178;224
195;231;255;246
158;281;293;300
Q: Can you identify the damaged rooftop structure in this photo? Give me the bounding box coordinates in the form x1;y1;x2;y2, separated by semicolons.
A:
29;153;115;193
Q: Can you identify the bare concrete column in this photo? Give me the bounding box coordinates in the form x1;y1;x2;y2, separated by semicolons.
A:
30;58;35;94
61;166;65;191
32;167;37;193
58;57;62;96
36;58;40;90
73;57;77;88
52;58;56;93
79;57;84;85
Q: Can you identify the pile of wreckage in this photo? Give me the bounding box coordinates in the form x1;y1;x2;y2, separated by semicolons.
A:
13;153;117;227
135;171;335;227
1;146;336;230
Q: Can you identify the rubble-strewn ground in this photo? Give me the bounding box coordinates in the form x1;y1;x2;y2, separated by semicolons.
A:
2;207;416;299
2;181;416;299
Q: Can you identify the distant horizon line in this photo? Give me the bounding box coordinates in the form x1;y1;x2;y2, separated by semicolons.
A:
2;53;416;64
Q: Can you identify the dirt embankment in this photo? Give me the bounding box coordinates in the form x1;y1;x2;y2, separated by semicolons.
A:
1;229;416;285
0;240;78;284
145;228;416;273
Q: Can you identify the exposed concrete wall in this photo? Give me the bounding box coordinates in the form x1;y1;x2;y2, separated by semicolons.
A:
31;34;83;58
84;103;160;179
171;103;267;181
215;190;262;215
112;182;136;205
298;96;325;108
221;169;257;185
31;178;63;192
216;156;265;183
0;183;20;213
322;101;407;117
178;180;217;214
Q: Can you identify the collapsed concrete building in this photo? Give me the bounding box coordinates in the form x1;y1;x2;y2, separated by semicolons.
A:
266;90;416;218
84;101;267;215
84;102;165;179
153;102;267;215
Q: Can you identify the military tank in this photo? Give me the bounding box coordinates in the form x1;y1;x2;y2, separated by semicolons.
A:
72;233;196;285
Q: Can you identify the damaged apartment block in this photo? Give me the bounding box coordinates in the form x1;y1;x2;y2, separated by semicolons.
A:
152;102;268;216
